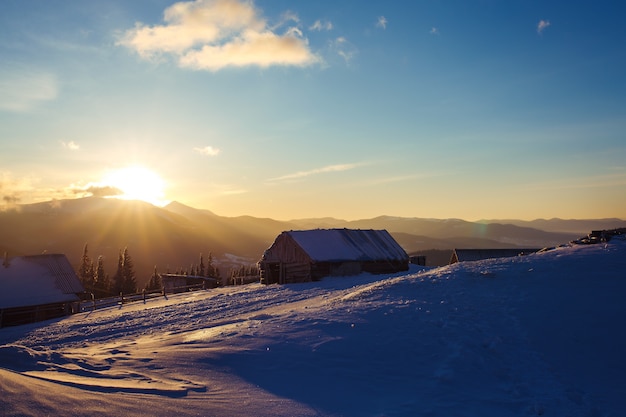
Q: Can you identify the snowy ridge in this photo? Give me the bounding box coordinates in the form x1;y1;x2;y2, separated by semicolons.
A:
0;240;624;416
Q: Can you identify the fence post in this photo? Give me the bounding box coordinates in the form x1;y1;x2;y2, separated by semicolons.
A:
91;292;96;311
143;289;146;303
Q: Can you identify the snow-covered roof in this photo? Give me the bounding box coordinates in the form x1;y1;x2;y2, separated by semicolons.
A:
286;229;408;262
0;254;84;309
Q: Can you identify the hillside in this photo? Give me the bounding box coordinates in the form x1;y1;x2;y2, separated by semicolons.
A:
0;197;621;286
0;198;290;287
0;238;624;416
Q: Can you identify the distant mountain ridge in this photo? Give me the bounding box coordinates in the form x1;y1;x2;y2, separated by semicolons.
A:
1;197;622;287
477;218;626;234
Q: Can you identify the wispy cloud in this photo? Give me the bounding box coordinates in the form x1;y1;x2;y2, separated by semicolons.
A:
310;19;333;31
429;27;439;35
61;141;80;151
537;19;551;34
277;10;300;26
330;37;358;63
368;170;451;186
73;183;123;198
268;163;361;182
369;174;422;186
194;146;221;156
118;0;319;71
0;172;35;210
376;16;388;30
0;70;58;112
220;188;247;195
206;183;248;196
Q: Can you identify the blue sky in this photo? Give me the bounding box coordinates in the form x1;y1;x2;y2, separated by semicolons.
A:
1;0;625;220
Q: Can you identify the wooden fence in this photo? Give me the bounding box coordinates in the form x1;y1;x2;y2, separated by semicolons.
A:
79;283;208;312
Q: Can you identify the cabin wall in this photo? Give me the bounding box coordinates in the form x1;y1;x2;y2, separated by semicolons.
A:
162;276;188;293
261;234;311;264
360;260;409;274
260;234;313;284
260;261;312;284
0;302;78;328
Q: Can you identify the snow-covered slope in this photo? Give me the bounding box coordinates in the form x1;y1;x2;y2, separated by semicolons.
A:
1;239;624;417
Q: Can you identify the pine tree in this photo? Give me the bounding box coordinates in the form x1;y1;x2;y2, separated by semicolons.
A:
94;255;109;298
88;259;95;291
207;252;215;277
145;265;161;291
79;243;93;292
121;247;137;294
199;254;205;277
112;250;124;295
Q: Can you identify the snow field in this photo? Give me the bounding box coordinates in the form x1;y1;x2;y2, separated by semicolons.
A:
1;240;624;416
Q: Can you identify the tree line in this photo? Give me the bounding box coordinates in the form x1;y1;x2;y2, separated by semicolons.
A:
78;244;225;299
78;244;137;298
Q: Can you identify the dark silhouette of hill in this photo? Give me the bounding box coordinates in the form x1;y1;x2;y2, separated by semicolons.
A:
1;197;621;285
291;216;580;249
477;218;626;234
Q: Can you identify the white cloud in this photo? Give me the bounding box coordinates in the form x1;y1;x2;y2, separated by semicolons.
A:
0;70;58;112
194;146;221;156
268;163;360;182
310;19;333;31
62;141;80;151
376;16;388;30
119;0;319;71
429;27;439;35
537;19;551;34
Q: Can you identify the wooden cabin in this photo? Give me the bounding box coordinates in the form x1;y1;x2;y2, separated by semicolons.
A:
0;254;85;327
259;229;409;284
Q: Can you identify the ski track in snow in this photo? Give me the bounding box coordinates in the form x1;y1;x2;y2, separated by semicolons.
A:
0;240;624;416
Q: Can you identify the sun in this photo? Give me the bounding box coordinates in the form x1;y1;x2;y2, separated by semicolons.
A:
102;166;168;206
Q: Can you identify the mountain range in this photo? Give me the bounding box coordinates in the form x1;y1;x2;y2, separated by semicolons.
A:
1;197;623;288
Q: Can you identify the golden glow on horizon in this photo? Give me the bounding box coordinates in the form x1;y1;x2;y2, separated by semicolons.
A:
102;166;168;206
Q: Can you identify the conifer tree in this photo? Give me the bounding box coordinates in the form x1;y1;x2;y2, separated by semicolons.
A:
94;255;109;298
79;243;93;292
207;252;215;277
88;259;95;291
112;250;124;294
145;265;161;291
121;247;137;294
199;254;205;277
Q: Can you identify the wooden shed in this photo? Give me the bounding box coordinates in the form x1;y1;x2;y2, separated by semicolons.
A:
160;274;219;294
0;254;85;327
449;248;541;265
259;229;409;284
